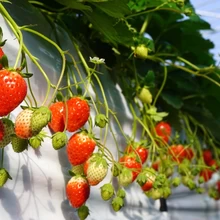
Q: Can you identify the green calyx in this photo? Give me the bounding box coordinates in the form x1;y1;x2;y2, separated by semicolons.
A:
111;196;124;212
52;132;68;150
29;131;47;149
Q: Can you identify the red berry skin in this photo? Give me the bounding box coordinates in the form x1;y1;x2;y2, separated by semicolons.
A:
168;145;186;163
67;132;96;166
66;176;90;208
203;149;212;165
200;168;213;182
64;97;90;132
126;145;148;164
208;159;219;170
142;180;154;192
0;48;4;70
0;70;27;116
119;155;142;181
48;102;65;132
152;160;160;171
15;109;33;139
155;122;171;143
185;148;194;161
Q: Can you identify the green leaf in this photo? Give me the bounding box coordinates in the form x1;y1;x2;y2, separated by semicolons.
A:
79;0;108;2
142;70;155;87
55;0;92;11
161;91;183;109
0;55;8;68
92;0;131;18
84;9;133;47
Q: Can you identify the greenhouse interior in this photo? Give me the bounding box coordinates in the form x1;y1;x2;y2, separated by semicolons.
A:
0;0;220;220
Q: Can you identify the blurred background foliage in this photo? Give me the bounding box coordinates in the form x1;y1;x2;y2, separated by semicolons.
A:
21;0;220;144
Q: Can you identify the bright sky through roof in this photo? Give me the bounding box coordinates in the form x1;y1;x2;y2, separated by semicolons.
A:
191;0;220;63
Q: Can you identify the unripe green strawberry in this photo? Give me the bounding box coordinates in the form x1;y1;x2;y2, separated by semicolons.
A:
77;205;89;220
95;114;108;128
184;8;193;16
162;187;171;199
0;168;12;187
111;163;121;177
0;118;14;148
137;87;152;104
171;177;181;187
196;187;205;194
31;106;51;135
71;164;84;175
84;153;108;186
100;183;114;201
111;196;124;212
149;188;162;200
116;189;126;199
66;175;90;208
118;167;133;187
176;0;184;7
133;44;148;59
52;132;68;150
11;134;28;153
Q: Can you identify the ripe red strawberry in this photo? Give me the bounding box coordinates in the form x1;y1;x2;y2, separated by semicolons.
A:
0;69;27;116
126;145;148;164
137;168;156;192
84;153;108;186
185;147;194;161
155;121;171;143
0;48;4;70
203;149;212;165
15;109;34;139
208;159;219;170
152;159;160;171
66;175;90;208
199;168;213;182
64;97;90;132
119;154;142;181
48;102;65;132
67;131;96;166
168;144;186;163
0;118;14;148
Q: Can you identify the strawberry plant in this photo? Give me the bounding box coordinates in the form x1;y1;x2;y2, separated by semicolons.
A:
0;0;220;219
